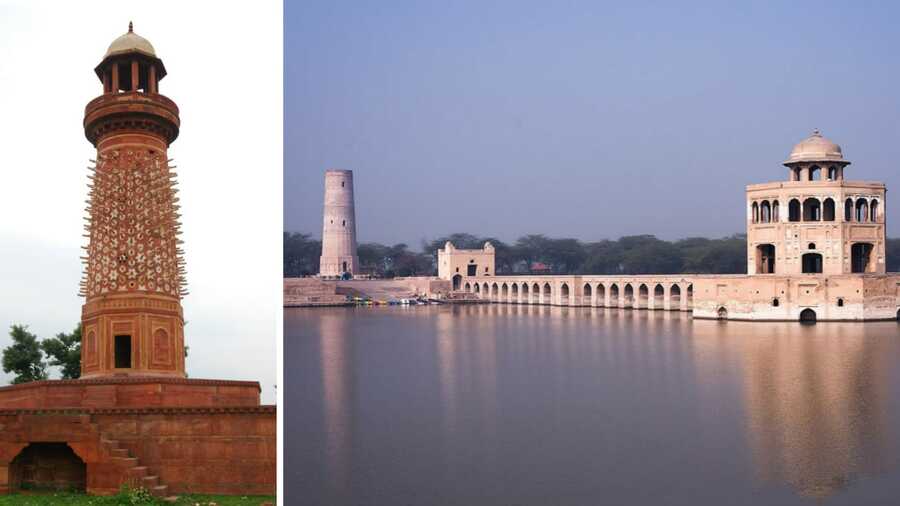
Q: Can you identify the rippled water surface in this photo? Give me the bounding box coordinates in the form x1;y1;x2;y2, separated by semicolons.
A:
286;305;900;505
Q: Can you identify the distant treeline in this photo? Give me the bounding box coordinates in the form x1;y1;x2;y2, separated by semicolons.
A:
286;232;900;278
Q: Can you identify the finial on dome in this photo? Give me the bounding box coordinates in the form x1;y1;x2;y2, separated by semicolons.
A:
128;21;133;33
812;128;821;136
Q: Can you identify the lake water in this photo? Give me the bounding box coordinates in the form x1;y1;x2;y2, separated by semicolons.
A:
286;305;900;505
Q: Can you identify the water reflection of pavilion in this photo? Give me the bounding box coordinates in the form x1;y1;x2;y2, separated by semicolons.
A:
694;321;895;499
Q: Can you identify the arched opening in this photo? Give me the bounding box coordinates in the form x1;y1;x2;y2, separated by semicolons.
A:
543;283;552;304
623;284;634;308
845;198;853;221
596;284;606;307
871;200;879;222
610;284;620;306
808;243;816;250
583;283;592;301
751;202;759;223
532;283;540;304
851;243;874;273
491;283;499;300
772;298;779;307
9;443;86;492
772;200;780;221
638;284;649;309
654;284;664;308
464;282;471;292
521;283;529;303
560;283;570;305
823;198;835;221
827;166;838;180
717;307;728;320
670;284;681;308
687;284;693;306
511;283;519;301
792;167;801;181
800;308;817;324
856;199;869;222
837;298;844;307
803;198;821;221
760;201;771;223
482;283;490;297
802;253;823;274
809;165;820;180
474;283;480;294
501;283;509;299
756;244;776;274
452;274;462;291
788;199;801;222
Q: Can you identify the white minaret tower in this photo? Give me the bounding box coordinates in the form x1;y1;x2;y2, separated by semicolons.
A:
319;169;360;277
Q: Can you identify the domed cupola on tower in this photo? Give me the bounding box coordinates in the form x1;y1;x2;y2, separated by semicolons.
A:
783;129;850;181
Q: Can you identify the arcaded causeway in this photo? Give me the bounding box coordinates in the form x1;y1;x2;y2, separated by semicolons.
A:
460;275;695;311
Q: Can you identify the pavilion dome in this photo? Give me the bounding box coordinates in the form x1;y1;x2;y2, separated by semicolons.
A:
104;22;156;59
784;129;846;165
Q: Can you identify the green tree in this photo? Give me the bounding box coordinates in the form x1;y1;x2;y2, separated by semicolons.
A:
41;324;82;380
2;325;48;384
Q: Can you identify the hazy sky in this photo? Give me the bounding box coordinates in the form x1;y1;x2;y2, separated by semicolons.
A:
0;2;281;402
285;1;900;248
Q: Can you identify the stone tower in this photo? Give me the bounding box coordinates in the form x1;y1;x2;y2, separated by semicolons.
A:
80;23;186;378
319;169;359;277
746;130;886;276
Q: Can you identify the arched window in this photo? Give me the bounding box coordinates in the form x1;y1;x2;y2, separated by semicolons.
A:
751;202;759;223
760;201;771;223
792;167;801;181
837;298;844;307
870;200;879;222
827;166;838;180
851;243;874;273
809;165;820;180
803;198;821;221
823;198;835;221
788;199;801;222
845;198;853;221
772;200;780;221
856;199;869;222
808;243;816;250
772;298;779;307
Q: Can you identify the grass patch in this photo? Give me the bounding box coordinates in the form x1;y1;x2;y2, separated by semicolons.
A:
0;491;275;505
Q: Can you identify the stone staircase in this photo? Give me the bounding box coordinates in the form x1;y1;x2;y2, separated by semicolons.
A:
100;435;171;498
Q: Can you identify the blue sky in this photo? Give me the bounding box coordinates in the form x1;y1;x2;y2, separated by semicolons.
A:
285;1;900;247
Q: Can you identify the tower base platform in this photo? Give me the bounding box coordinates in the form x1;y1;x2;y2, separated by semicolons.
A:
0;378;275;496
692;273;900;322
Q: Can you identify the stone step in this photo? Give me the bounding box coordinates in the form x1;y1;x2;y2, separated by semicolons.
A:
127;466;148;479
141;475;159;488
101;439;120;450
113;456;139;468
150;485;168;498
111;448;130;458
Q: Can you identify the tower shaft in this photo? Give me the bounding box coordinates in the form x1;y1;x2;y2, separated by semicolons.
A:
319;170;359;277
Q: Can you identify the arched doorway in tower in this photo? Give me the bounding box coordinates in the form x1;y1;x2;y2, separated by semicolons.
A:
851;243;874;273
9;443;86;492
756;244;776;274
800;308;817;323
802;253;823;274
654;284;664;308
452;274;462;291
802;198;821;221
788;199;801;222
823;198;835;221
